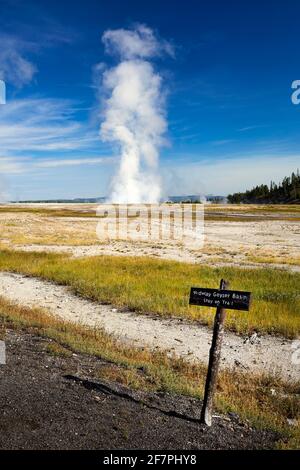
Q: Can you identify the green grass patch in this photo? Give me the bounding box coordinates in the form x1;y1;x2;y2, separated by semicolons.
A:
0;249;299;337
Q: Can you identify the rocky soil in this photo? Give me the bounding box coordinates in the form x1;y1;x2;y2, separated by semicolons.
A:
0;329;280;450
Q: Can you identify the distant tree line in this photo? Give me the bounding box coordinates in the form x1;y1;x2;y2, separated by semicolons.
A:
227;170;300;204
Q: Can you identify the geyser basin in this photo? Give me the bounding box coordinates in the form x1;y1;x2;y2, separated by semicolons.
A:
96;203;204;248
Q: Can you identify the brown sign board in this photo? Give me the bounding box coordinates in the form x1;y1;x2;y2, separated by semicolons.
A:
189;287;251;311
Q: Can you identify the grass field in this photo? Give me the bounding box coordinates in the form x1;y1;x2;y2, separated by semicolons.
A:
0;249;299;337
0;296;299;449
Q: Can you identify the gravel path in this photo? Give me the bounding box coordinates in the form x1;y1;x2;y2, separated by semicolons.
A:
0;272;299;382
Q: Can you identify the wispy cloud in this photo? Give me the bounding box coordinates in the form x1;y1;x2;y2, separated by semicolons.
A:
0;34;37;87
0;96;115;175
210;139;236;146
0;156;25;174
0;11;78;88
0;97;101;154
0;155;115;174
237;125;268;132
35;156;116;168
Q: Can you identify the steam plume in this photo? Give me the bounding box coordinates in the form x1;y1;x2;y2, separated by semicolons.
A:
100;25;171;203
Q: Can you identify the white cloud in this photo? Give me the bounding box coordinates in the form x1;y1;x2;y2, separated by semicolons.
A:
0;34;37;87
102;24;174;60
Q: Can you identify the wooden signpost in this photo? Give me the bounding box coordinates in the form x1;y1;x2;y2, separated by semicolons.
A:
189;279;251;426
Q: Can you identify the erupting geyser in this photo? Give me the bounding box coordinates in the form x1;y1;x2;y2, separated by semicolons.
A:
100;24;172;203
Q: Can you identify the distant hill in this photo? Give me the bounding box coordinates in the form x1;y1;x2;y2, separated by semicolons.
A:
12;197;106;204
228;171;300;204
12;195;226;204
168;195;226;203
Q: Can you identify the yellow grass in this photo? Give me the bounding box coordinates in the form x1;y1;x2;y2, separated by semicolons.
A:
0;249;299;337
0;205;299;271
1;203;299;220
0;213;99;246
248;255;300;266
0;206;98;217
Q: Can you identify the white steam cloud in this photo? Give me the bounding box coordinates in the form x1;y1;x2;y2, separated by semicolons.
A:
100;25;172;203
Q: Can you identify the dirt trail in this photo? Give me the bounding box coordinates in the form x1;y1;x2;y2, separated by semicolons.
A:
0;272;299;382
0;330;279;450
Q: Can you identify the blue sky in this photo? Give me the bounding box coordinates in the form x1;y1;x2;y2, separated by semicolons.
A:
0;0;299;200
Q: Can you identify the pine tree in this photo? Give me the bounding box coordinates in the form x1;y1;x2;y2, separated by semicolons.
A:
227;171;300;204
